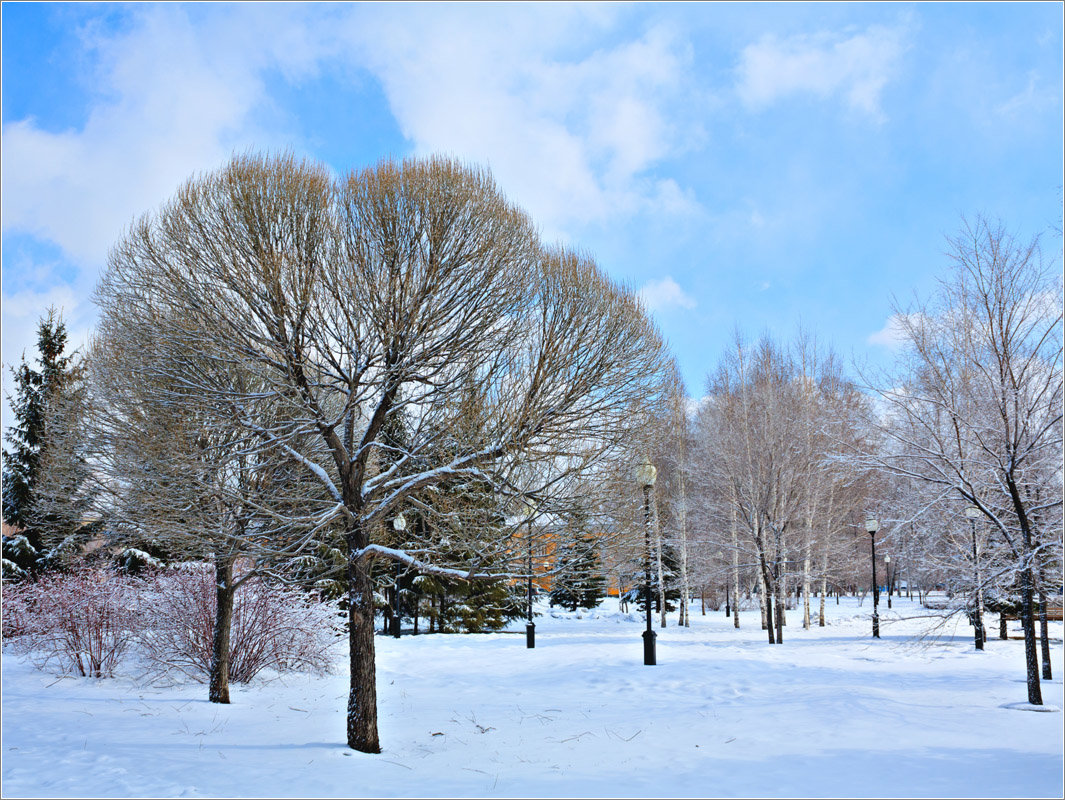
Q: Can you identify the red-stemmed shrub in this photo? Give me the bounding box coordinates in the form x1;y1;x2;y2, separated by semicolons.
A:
2;569;145;677
138;564;340;683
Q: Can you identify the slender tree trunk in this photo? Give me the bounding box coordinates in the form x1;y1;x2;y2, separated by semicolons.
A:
654;504;667;628
208;555;236;705
732;553;741;630
818;546;829;626
758;568;768;632
774;562;784;644
818;577;827;627
802;548;812;630
347;524;381;753
1038;590;1052;680
757;548;776;644
677;475;691;628
730;504;741;629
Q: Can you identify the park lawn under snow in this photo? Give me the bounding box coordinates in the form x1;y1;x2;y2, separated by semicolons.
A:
2;596;1063;799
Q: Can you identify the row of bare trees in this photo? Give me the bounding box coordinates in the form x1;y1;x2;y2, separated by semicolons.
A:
639;216;1061;707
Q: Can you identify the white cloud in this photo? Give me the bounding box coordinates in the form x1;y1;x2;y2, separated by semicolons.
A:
1;5;323;270
340;6;702;238
867;313;920;349
2;5;702;276
2;5;331;433
736;24;907;119
638;276;697;313
995;70;1059;119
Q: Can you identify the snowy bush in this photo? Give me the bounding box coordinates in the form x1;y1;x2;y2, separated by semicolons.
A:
1;569;145;677
115;547;164;575
138;566;340;683
2;534;39;580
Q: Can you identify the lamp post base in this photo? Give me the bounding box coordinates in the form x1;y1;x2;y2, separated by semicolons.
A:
526;622;536;649
872;612;880;639
642;629;657;665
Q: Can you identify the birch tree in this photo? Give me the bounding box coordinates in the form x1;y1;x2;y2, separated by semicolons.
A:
861;216;1062;705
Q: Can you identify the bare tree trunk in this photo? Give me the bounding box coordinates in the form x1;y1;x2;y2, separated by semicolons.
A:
654;507;667;628
730;503;741;628
347;525;381;754
774;559;784;644
1038;589;1052;680
677;476;691;628
777;543;786;628
758;567;768;632
208;555;236;704
1020;565;1043;705
732;550;741;630
757;548;776;644
802;547;812;630
818;546;829;626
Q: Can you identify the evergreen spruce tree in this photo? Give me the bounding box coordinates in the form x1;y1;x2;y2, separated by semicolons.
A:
624;543;681;615
549;517;606;611
2;308;80;562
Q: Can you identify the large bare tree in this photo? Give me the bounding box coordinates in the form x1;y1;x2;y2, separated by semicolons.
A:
95;153;671;752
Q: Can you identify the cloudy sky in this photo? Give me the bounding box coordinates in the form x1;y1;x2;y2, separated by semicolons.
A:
2;2;1061;423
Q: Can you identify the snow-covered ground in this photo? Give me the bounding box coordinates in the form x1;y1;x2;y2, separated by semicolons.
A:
2;595;1063;798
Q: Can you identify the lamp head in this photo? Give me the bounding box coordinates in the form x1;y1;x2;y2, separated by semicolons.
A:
964;506;980;519
392;513;407;532
865;518;880;533
636;456;657;488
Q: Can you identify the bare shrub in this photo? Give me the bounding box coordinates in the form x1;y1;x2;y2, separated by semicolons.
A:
139;565;340;683
2;569;145;677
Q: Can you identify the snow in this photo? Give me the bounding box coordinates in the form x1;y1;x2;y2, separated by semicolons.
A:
2;596;1063;798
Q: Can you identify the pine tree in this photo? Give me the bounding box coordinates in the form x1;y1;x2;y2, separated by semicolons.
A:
2;309;80;559
549;521;606;611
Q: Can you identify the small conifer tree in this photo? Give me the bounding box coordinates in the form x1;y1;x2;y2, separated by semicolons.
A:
2;308;82;565
549;529;606;611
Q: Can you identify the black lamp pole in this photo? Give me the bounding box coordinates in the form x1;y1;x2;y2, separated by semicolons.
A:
866;518;880;639
526;510;535;649
642;482;657;665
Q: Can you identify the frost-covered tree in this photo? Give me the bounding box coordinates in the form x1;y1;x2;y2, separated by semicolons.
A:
95;153;671;752
862;216;1062;705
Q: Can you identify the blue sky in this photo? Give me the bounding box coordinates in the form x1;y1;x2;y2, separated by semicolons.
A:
2;2;1062;423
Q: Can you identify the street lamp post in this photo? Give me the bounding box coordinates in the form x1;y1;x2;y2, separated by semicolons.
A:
525;500;536;649
637;457;658;666
391;513;407;638
965;506;985;650
865;518;880;639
